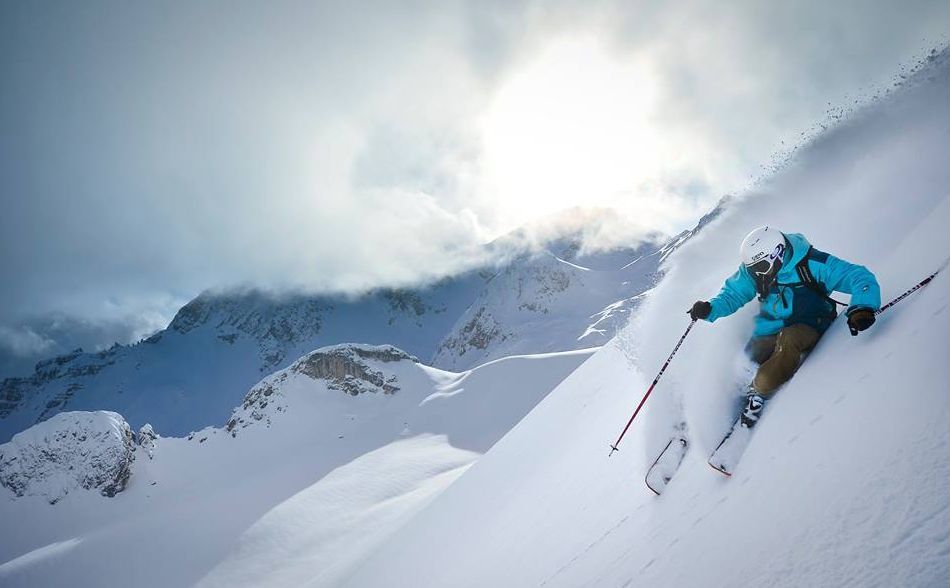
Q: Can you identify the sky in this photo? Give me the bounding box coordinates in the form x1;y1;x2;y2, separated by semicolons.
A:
1;0;949;376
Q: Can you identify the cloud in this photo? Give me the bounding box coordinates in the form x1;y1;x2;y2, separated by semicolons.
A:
0;306;174;379
0;0;948;357
0;326;55;358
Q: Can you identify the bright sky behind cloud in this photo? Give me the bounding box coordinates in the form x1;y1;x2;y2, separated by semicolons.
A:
1;0;949;373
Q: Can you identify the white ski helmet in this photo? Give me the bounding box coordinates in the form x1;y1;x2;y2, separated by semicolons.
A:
740;226;787;295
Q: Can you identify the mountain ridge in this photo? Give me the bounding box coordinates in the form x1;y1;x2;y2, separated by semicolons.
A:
0;228;674;442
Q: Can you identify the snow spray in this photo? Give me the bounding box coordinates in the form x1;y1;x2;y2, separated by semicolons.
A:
609;319;697;456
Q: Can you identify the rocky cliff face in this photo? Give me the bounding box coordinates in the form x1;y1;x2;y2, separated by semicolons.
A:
292;344;417;395
0;347;119;422
0;411;137;504
166;291;330;371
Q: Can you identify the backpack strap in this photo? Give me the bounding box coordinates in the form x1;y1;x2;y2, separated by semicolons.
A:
796;247;848;307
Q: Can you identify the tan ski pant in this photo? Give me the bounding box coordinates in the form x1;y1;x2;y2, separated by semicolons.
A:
746;324;821;397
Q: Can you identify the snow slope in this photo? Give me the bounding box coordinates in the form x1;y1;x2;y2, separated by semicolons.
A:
196;435;476;588
343;50;950;587
0;344;593;588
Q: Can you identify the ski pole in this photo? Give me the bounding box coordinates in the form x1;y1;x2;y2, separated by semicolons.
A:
609;319;697;456
875;256;950;315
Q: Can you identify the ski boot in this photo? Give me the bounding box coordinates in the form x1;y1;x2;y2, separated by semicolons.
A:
740;389;766;429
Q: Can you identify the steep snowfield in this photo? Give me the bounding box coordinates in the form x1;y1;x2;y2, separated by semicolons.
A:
0;344;593;588
342;51;950;587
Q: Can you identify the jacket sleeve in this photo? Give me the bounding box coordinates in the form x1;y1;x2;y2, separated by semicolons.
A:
813;254;881;312
707;266;757;322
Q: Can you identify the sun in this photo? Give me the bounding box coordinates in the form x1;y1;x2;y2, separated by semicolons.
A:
479;36;660;229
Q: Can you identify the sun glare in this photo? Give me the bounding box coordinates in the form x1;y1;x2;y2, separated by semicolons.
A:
480;37;660;228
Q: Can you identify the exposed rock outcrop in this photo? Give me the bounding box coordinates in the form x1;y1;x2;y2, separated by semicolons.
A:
292;344;415;395
0;347;118;422
137;423;158;459
168;291;330;371
226;344;417;434
0;411;136;504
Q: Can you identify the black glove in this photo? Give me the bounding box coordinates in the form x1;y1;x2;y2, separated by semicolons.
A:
846;307;875;336
688;300;712;321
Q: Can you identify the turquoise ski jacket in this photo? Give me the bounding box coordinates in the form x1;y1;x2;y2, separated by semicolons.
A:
706;233;881;337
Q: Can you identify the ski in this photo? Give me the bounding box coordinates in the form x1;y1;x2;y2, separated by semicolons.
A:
645;435;689;495
708;415;754;476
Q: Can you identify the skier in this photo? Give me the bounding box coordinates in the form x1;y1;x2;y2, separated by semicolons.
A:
688;226;880;429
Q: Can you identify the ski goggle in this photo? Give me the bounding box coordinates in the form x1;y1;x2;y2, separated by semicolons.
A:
745;243;786;295
746;257;781;279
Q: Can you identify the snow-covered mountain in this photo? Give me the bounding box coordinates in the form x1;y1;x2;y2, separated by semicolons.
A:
0;411;137;504
433;243;665;370
0;343;595;587
4;38;947;588
0;234;664;443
